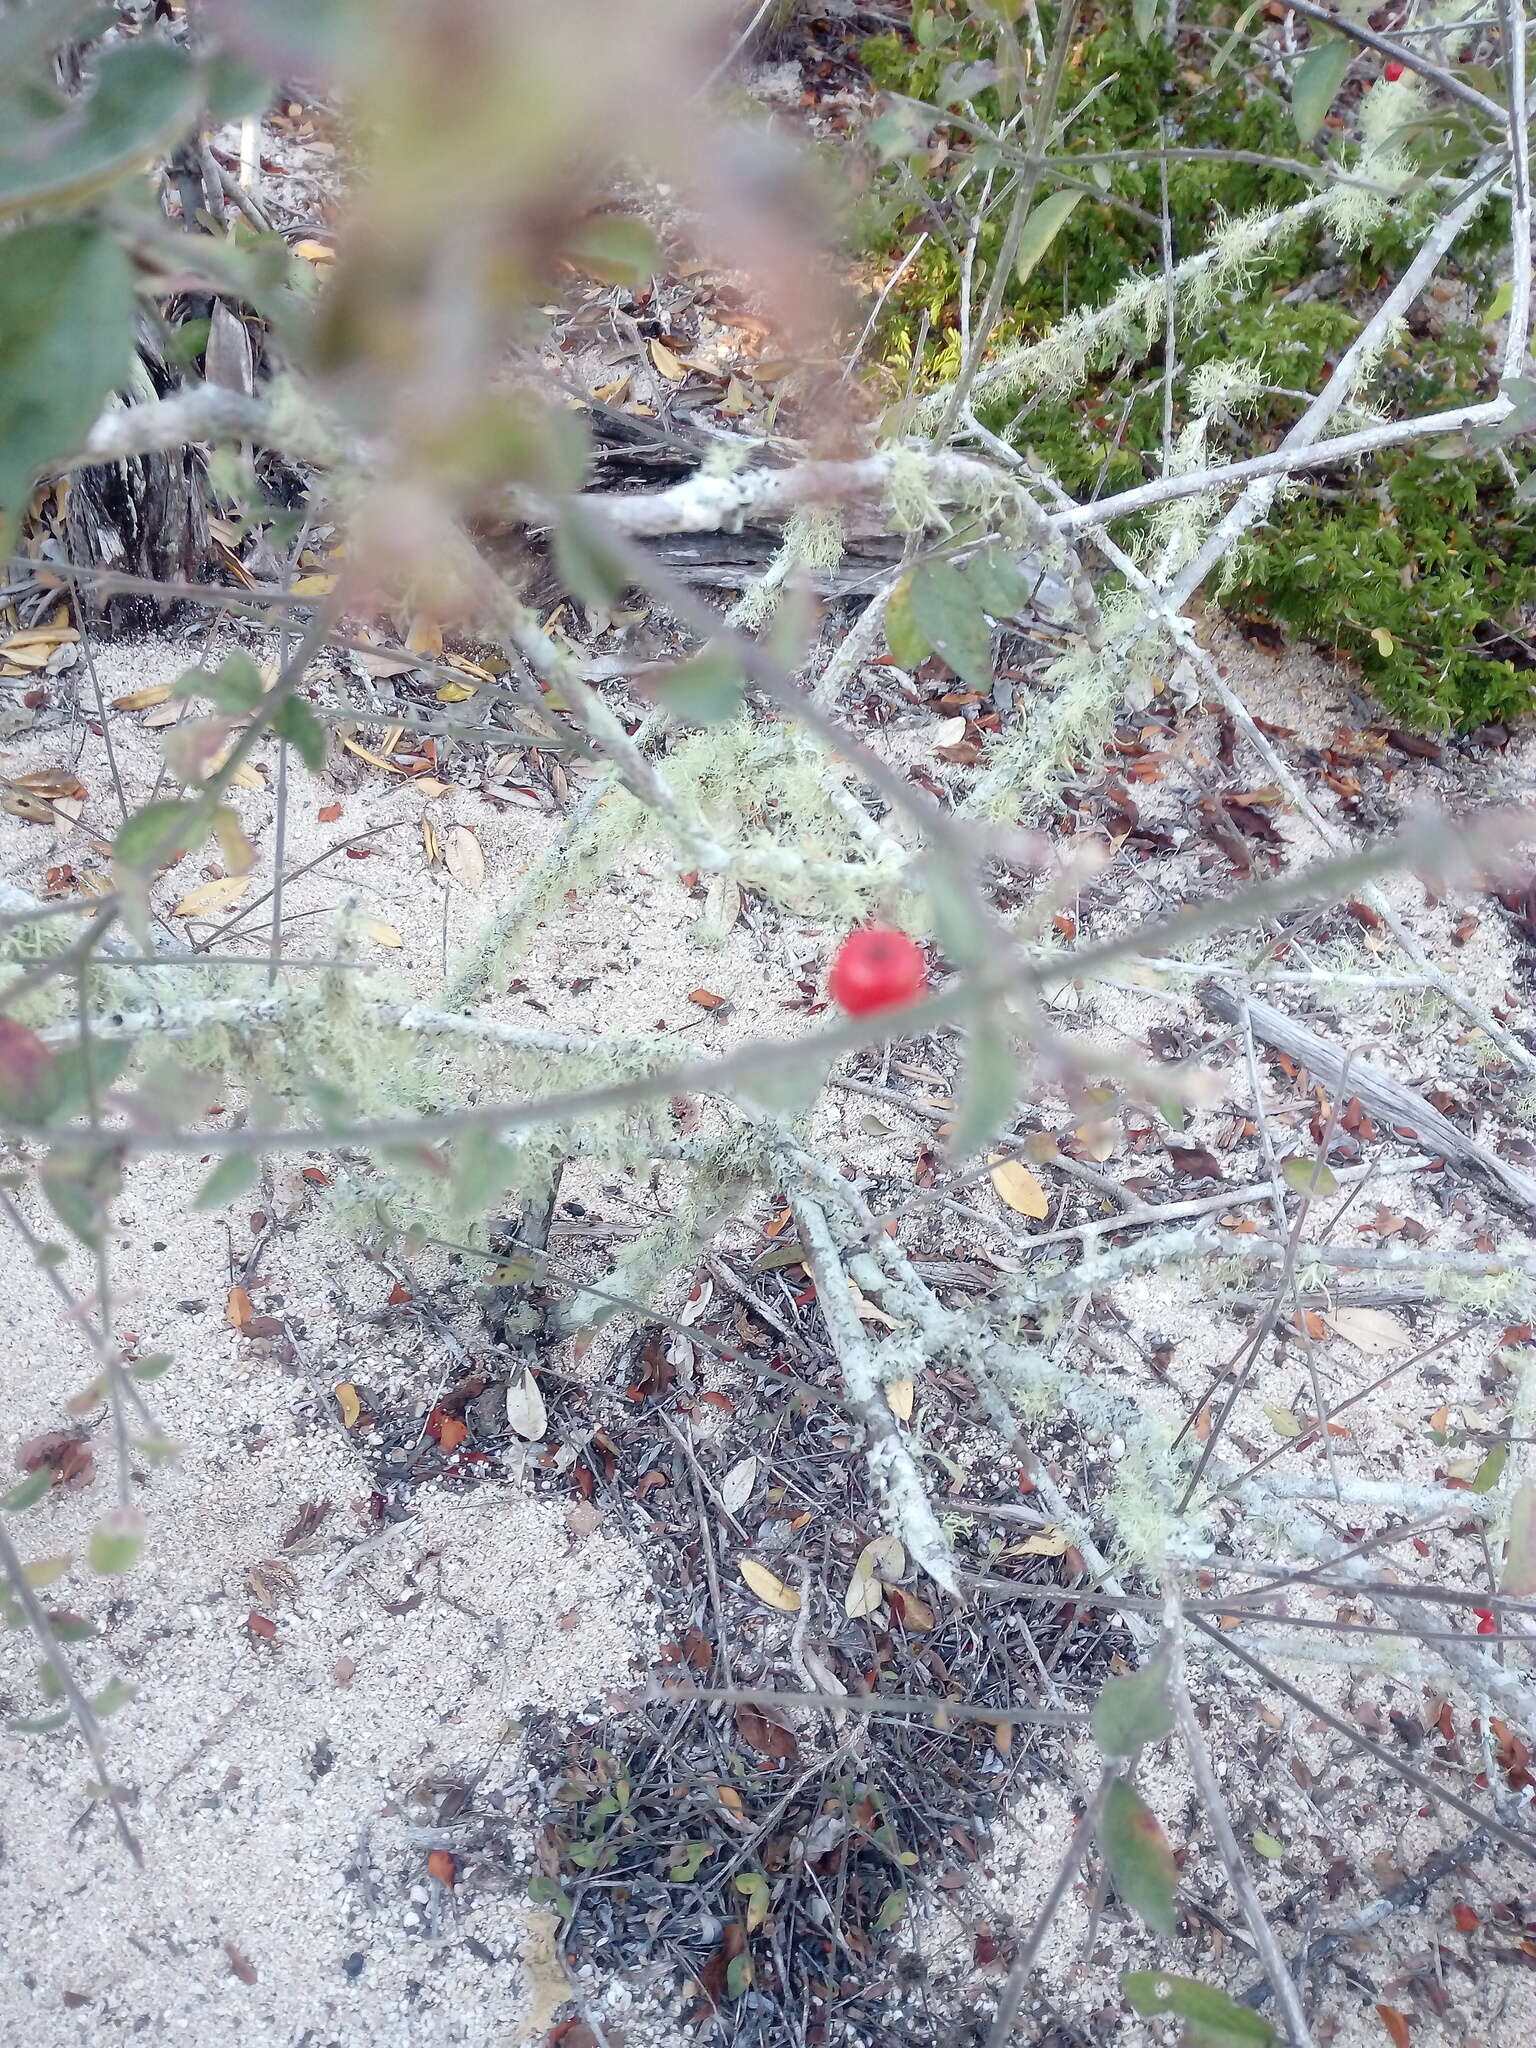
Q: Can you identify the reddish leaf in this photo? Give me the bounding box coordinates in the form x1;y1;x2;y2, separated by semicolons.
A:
427;1849;456;1887
246;1611;278;1640
1376;2005;1410;2048
0;1015;55;1121
317;802;342;822
387;1280;412;1305
1167;1145;1223;1181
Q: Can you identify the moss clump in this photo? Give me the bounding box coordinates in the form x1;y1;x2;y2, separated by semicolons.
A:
856;1;1535;729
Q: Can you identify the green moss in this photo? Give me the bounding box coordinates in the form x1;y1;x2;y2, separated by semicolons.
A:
857;2;1535;729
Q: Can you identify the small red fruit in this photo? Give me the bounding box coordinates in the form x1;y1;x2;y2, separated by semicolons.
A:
828;926;927;1016
1475;1607;1497;1635
1383;59;1405;81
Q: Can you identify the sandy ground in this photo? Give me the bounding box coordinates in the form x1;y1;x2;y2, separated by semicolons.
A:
3;608;1536;2048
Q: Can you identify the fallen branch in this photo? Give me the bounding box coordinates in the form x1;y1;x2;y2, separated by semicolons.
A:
1199;979;1536;1215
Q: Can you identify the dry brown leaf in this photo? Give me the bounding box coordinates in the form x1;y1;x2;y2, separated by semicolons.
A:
111;683;172;711
172;875;251;917
0;643;50;669
720;1455;758;1516
989;1158;1049;1219
592;373;632;406
739;1558;801;1612
226;1285;253;1329
505;1365;547;1441
444;653;494;682
931;715;969;749
888;1586;935;1629
414;777;451;798
844;1562;883;1618
352;646;419;679
406;615;442;658
1325;1307;1411;1355
141;699;186;729
1013;1528;1070;1558
444;824;486;892
885;1376;915;1422
357;917;403;948
649;338;687;381
334;1382;362;1428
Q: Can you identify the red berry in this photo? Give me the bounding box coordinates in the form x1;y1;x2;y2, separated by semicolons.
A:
1384;59;1404;80
827;926;927;1016
1475;1607;1497;1635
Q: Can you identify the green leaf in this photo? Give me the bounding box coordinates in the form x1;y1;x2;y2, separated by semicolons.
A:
195;1153;261;1210
553;517;630;610
884;571;931;669
90;1674;136;1719
48;1038;134;1121
1;1466;54;1512
866;93;933;161
88;1507;145;1577
1251;1831;1285;1860
1121;1971;1275;2044
966;544;1033;620
1211;0;1265;76
725;1952;753;2000
1472;1441;1508;1493
40;1150;108;1247
1099;1781;1177;1937
1281;1155;1337;1199
1484;278;1515;326
1015;189;1084;289
176;651;265;715
0;221;134;529
948;1013;1018;1158
46;1611;96;1643
1291;34;1353;144
670;1840;715;1880
525;1874;574;1918
113;798;207;875
873;1888;907;1932
909;559;994;690
202;53;275;123
0;38;200;217
23;1554;70;1590
7;1707;71;1735
656;645;745;725
1501;1476;1536;1597
1093;1660;1173;1758
0;0;111;84
128;1353;174;1383
272;694;326;771
1132;0;1161;41
564;214;661;287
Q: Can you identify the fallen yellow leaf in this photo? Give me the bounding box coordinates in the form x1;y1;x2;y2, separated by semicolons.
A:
739;1558;801;1612
649;338;687;381
357;916;403;948
444;824;485;892
334;1382;362;1428
291;573;336;596
885;1376;915;1422
111;683;173;711
172;875;251;917
989;1157;1050;1220
435;680;477;703
406;615;442;657
292;239;335;263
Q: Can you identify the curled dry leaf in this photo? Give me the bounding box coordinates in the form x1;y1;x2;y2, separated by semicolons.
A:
504;1366;547;1441
444;824;485;891
226;1285;253;1329
110;683;172;711
719;1455;758;1516
989;1157;1049;1219
885;1376;915;1422
739;1558;801;1611
172;875;251;918
334;1382;362;1428
735;1702;799;1762
649;338;687;381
